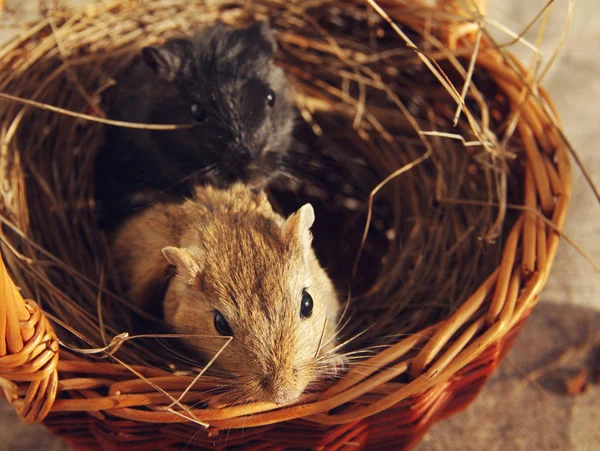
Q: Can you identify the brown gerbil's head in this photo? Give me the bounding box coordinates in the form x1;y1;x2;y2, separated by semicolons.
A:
162;200;340;405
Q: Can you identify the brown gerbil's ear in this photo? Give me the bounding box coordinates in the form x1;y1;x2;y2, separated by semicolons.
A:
255;189;270;206
142;39;190;81
282;204;315;256
162;246;202;285
245;20;277;54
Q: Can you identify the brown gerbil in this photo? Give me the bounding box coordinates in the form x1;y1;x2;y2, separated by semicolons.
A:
110;183;342;405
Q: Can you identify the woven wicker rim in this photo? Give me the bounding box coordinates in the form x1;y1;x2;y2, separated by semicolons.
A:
0;0;571;432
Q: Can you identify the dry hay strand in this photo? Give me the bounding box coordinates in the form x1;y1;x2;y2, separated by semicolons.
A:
0;0;572;441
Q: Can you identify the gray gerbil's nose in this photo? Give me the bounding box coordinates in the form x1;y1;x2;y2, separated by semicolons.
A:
230;145;259;163
245;146;262;160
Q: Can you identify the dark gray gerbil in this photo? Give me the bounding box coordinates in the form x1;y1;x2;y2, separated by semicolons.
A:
95;21;295;229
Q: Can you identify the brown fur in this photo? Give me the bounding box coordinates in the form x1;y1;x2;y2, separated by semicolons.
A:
110;183;341;404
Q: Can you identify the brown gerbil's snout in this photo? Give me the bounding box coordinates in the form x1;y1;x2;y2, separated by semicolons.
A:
258;365;307;405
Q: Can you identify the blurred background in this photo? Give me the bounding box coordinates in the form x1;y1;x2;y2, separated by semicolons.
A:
0;1;598;450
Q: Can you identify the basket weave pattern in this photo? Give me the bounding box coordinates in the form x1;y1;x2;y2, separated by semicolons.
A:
0;257;59;424
0;0;571;449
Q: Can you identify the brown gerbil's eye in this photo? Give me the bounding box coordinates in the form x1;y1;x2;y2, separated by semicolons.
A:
300;289;313;319
266;90;275;108
214;311;233;336
190;103;208;123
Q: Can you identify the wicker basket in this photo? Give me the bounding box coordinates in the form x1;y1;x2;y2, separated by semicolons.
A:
0;0;571;449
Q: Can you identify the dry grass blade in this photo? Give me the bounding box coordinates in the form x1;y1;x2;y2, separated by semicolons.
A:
167;336;232;409
45;313;210;426
0;91;192;130
438;197;599;272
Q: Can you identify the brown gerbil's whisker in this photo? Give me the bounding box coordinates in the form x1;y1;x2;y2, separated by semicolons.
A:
315;312;353;355
317;348;382;361
208;374;264;406
314;358;347;380
314;316;329;360
334;288;353;333
317;359;385;375
155;338;200;367
199;385;242;407
328;313;354;345
185;383;239;411
317;326;375;359
320;313;372;353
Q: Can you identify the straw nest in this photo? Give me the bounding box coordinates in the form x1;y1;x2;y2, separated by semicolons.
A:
0;0;571;449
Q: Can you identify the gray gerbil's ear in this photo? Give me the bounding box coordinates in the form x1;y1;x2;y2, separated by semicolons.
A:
142;39;190;81
162;246;202;285
245;20;277;54
282;204;315;255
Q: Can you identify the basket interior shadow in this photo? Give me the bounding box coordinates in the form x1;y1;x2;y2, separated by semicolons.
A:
0;0;571;450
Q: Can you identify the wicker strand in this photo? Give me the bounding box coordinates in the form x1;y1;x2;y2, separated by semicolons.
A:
0;254;59;423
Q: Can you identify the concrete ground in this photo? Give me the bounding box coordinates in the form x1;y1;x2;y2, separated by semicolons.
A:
1;1;598;450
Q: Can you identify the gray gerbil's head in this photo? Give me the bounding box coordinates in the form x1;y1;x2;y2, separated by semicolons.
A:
161;200;341;405
141;21;295;189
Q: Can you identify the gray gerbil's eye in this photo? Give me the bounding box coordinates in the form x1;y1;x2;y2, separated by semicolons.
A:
190;103;208;123
300;289;313;319
214;311;233;336
266;90;276;108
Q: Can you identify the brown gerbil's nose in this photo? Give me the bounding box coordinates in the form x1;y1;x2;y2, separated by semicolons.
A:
259;367;305;405
272;387;303;405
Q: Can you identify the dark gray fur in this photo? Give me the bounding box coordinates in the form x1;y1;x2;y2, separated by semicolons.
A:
95;21;295;229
